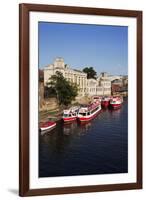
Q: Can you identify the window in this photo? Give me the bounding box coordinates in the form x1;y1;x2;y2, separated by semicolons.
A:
79;113;86;116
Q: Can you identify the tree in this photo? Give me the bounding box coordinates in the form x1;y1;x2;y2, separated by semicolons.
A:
48;71;78;106
83;67;97;79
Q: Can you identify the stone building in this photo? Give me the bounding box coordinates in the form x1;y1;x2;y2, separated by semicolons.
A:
122;76;128;86
43;58;121;97
96;72;111;96
86;76;111;96
44;57;87;96
111;77;128;96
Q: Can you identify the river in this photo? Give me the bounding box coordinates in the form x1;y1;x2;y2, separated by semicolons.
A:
39;97;128;177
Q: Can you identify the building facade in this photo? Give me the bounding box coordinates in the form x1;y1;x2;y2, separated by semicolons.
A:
44;58;124;97
44;57;87;96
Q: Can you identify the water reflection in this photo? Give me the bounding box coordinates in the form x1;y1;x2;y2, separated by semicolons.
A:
64;121;92;135
39;98;128;177
63;122;77;135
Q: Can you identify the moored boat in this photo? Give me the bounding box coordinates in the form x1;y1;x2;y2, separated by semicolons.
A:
40;121;56;132
101;96;110;108
77;100;101;122
62;106;79;123
110;96;123;109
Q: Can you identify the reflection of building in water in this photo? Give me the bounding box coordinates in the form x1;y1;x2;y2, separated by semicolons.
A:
44;57;126;97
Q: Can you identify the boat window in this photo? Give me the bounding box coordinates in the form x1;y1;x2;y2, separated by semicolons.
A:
87;112;90;115
91;106;99;114
63;114;68;117
79;113;86;116
69;114;72;117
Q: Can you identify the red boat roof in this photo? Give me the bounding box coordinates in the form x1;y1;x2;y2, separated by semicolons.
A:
40;121;56;128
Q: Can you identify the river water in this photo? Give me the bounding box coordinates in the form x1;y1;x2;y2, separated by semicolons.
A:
39;97;128;177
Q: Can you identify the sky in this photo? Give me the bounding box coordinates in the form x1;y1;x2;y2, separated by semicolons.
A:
38;22;128;75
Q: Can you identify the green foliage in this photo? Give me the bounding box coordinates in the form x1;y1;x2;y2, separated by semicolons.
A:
44;86;56;98
83;67;97;79
48;71;78;106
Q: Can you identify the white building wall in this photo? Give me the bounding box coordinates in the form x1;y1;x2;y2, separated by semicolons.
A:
44;58;87;96
43;58;119;97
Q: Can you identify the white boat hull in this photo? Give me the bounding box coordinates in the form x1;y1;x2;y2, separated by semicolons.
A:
40;123;56;131
78;106;102;122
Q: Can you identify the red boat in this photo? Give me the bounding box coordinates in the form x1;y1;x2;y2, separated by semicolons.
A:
62;106;79;123
110;96;123;109
101;96;110;108
77;100;101;122
40;121;56;132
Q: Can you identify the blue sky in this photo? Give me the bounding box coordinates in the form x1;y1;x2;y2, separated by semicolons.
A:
38;22;128;75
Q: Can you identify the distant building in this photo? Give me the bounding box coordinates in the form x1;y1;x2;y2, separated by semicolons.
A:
111;79;122;93
97;73;111;96
43;57;126;97
86;79;97;96
122;76;128;86
86;74;111;96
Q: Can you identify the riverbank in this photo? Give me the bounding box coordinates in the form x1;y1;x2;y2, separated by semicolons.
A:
39;108;62;122
39;95;127;122
39;96;92;122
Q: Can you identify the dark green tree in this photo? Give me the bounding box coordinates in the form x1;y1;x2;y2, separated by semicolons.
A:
48;71;78;106
83;67;97;79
